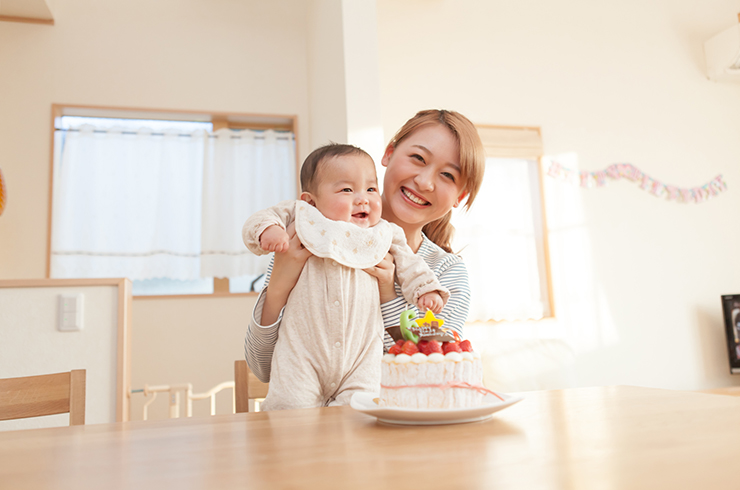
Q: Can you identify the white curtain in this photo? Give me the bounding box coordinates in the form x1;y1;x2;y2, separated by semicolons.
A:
51;125;295;281
451;158;549;321
51;125;206;280
200;129;296;278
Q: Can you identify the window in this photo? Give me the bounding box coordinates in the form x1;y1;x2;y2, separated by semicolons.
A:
451;125;553;321
48;106;297;297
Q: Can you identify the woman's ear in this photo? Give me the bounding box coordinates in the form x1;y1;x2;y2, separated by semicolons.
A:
380;145;394;168
300;192;316;206
453;191;468;208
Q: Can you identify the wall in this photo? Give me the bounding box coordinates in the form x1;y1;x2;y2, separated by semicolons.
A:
0;0;312;420
0;0;311;279
3;0;739;423
307;0;384;163
0;280;126;430
0;0;386;421
129;294;256;420
341;0;385;165
307;0;348;149
377;0;740;392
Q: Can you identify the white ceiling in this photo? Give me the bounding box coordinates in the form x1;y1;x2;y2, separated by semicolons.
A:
0;0;54;21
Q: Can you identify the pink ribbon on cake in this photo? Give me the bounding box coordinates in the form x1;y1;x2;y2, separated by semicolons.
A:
380;381;504;401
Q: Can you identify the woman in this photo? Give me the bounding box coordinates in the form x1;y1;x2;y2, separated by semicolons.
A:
245;109;486;383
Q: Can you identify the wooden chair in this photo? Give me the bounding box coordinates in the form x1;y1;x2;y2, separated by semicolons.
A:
0;370;86;425
234;361;268;413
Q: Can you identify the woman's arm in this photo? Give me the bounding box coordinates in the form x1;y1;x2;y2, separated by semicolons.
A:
244;277;281;383
379;256;471;351
388;227;450;307
430;258;471;337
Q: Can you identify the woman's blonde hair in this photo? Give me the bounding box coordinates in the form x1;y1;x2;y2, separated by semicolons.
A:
387;109;485;253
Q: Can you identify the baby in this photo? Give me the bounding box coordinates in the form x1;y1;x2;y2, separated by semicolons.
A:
242;143;449;410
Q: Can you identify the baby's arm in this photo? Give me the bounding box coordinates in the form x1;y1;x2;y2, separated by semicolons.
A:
242;200;298;255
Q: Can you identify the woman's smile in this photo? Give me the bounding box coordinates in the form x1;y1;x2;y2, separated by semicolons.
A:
401;187;430;206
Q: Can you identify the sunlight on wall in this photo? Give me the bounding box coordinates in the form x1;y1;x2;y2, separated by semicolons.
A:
452;158;550;322
543;152;620;355
468;152;621;392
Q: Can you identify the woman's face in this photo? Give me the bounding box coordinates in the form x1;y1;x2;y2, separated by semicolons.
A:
381;123;466;232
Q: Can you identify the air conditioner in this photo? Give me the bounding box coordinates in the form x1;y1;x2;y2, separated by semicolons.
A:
704;22;740;82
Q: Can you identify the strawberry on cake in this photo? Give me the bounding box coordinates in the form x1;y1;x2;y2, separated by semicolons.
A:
379;310;501;409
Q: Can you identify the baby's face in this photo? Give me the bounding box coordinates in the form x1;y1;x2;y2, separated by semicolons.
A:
304;154;382;228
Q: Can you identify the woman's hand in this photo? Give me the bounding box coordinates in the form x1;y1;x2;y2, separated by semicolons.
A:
363;252;397;304
261;221;312;324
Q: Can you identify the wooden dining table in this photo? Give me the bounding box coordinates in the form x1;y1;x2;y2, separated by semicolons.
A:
1;385;739;490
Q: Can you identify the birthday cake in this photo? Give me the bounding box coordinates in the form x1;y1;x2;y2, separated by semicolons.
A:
379;310;499;409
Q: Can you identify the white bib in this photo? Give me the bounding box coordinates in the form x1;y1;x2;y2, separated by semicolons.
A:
294;201;393;269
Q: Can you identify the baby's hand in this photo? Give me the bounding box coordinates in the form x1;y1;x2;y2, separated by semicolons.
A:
259;225;290;253
418;291;444;314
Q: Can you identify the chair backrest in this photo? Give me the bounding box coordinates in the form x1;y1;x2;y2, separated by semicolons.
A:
234;360;268;413
0;370;86;425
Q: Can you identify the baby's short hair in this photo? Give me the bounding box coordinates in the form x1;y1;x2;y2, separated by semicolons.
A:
300;143;372;193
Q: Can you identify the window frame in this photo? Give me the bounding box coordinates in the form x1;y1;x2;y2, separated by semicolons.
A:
47;104;300;299
473;124;556;321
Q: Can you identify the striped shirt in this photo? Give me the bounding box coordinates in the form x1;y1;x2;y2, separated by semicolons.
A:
244;233;471;383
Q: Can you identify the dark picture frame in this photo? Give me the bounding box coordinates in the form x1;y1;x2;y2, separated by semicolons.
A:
721;294;740;374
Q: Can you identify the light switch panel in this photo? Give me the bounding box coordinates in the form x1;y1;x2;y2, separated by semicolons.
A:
58;294;84;332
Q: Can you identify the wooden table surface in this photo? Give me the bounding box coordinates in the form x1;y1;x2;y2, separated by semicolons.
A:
1;385;739;490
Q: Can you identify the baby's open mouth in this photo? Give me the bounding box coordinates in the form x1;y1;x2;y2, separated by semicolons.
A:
353;212;368;219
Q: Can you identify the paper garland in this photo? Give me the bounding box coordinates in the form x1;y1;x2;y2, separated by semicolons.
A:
546;162;728;204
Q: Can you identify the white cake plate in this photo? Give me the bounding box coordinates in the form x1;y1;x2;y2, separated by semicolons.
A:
349;391;523;426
